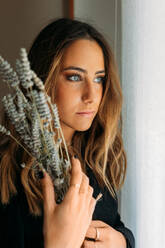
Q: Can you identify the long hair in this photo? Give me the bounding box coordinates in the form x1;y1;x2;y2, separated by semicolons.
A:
0;18;127;216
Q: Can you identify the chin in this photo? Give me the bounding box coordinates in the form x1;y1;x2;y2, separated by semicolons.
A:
75;124;92;132
74;119;95;132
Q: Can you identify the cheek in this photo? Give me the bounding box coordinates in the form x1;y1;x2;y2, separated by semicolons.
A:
55;85;79;113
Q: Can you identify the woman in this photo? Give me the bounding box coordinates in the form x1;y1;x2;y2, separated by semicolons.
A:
0;18;135;247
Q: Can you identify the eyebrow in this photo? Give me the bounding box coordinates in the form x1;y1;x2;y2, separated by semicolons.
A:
63;66;105;75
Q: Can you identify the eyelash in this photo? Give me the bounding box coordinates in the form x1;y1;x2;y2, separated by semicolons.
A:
66;74;105;84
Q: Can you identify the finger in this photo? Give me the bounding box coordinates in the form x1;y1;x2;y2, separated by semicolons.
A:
83;239;102;248
40;171;56;216
95;193;103;203
87;185;94;199
88;197;97;222
69;155;83;191
64;156;83;202
86;221;110;242
85;225;97;240
90;220;109;228
79;173;89;194
85;185;94;207
88;192;102;212
85;226;103;241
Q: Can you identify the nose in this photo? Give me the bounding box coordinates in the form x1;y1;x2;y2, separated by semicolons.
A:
81;81;96;104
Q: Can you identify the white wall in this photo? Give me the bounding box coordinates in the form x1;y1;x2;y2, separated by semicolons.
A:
121;0;165;246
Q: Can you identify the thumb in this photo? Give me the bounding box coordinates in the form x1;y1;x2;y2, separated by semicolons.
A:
40;170;57;216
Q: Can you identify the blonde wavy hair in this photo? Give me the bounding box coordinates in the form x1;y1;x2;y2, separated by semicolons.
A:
0;18;127;216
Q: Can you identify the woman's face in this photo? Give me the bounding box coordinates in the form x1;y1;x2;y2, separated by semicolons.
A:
54;39;105;144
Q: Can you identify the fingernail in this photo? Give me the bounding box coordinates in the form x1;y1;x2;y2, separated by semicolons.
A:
38;170;44;179
96;193;103;202
74;154;78;159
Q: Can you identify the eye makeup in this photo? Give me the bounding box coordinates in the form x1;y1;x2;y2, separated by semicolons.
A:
65;73;105;84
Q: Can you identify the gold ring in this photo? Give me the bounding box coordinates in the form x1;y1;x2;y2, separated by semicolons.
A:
95;227;100;241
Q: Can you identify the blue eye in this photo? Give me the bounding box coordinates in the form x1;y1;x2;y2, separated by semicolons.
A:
94;77;105;84
67;74;81;82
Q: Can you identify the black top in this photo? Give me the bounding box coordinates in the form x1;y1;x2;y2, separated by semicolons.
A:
0;165;135;248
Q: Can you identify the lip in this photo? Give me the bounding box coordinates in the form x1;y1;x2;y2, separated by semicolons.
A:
76;111;95;117
76;111;95;114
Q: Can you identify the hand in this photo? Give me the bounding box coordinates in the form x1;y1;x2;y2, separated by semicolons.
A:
41;156;97;248
81;220;127;248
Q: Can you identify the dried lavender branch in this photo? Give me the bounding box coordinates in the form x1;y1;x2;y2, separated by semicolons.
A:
48;102;71;169
0;56;19;88
0;124;32;158
0;48;72;203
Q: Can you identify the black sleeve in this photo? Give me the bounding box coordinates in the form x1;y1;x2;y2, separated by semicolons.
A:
86;164;135;247
0;196;25;248
114;211;135;248
112;191;135;248
0;193;44;248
